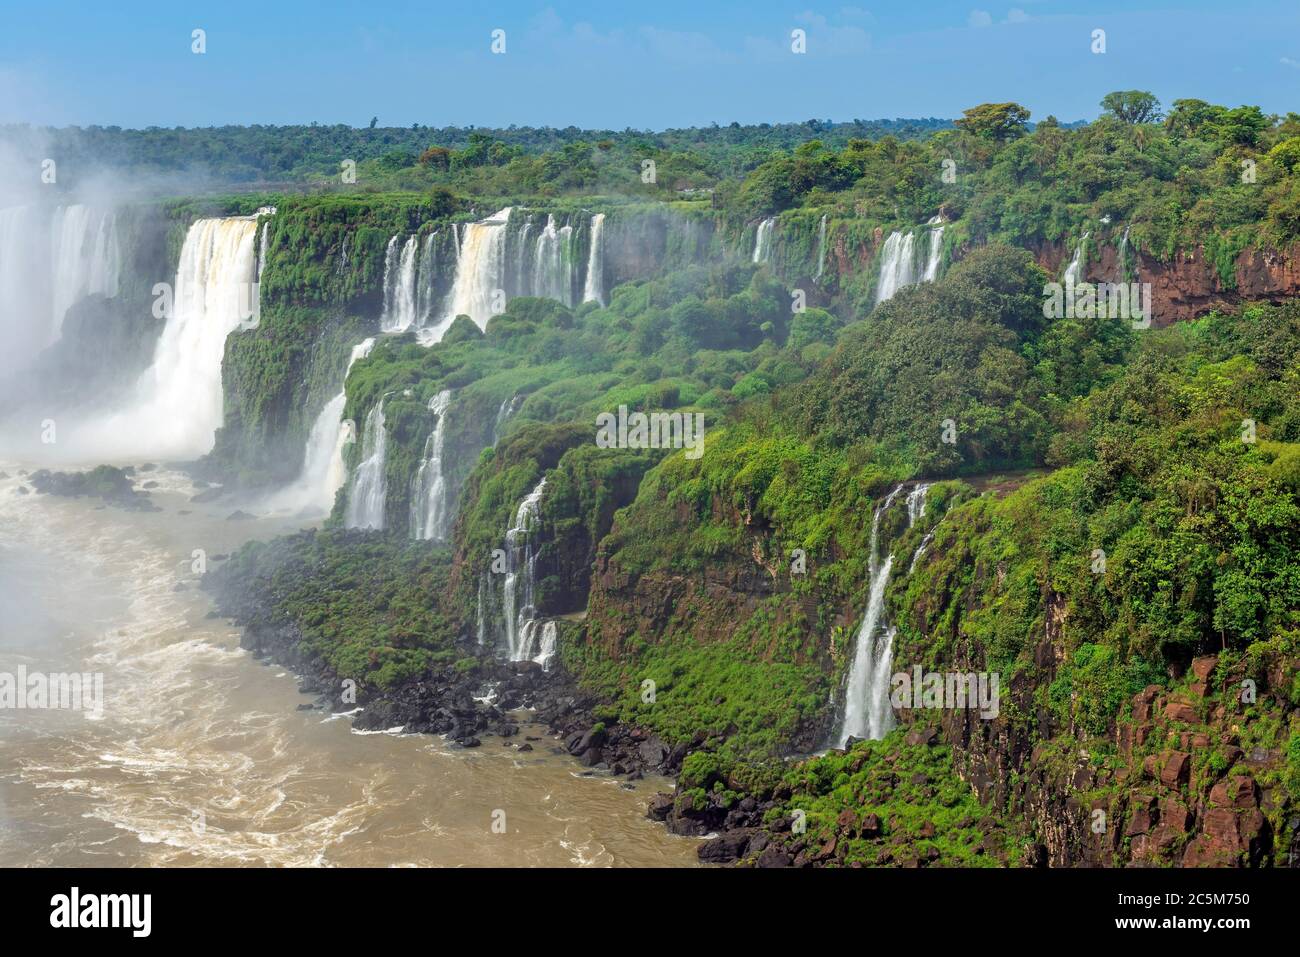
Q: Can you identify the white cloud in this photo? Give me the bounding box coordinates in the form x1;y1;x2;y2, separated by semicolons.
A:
1006;8;1029;23
968;10;993;28
1282;56;1300;69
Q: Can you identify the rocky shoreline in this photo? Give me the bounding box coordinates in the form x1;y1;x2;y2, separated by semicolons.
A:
204;567;790;863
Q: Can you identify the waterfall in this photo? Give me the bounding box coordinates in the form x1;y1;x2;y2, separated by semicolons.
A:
493;394;524;445
410;389;454;541
1063;231;1090;286
381;235;420;332
517;620;558;670
429;206;513;341
50;204;121;339
874;231;917;305
500;476;548;660
906;482;931;525
79;216;258;461
257;221;270;280
752;218;774;264
344;398;389;530
414;232;441;327
834;482;931;745
814;215;828;280
266;337;375;514
581;213;606;305
1116;225;1131;282
532;215;576;306
922;218;944;283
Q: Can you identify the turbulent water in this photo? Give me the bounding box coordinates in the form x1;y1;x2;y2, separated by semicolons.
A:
875;220;946;305
410;390;454;541
0;466;697;866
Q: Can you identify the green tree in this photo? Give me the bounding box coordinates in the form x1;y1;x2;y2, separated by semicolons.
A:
1100;90;1162;125
954;102;1031;142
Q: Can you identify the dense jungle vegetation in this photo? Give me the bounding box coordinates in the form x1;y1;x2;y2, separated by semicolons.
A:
207;93;1300;864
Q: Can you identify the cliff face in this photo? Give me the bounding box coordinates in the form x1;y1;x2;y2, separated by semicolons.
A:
1035;239;1300;326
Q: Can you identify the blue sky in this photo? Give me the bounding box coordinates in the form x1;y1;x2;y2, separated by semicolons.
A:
2;0;1298;129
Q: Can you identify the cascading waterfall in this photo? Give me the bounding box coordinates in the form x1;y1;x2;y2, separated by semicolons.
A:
267;337;375;514
752;217;774;264
874;231;916;304
50;204;122;338
498;476;548;660
414;232;441;326
344;398;389;530
814;214;828;280
493;394;524;445
922;216;945;283
834;482;931;746
1063;231;1090;286
875;219;946;306
581;213;606;305
410;389;454;541
80;216;258;461
0;203;122;369
532;215;577;306
432;206;513;340
257;221;270;280
1116;224;1132;282
517;620;558;670
381;235;420;332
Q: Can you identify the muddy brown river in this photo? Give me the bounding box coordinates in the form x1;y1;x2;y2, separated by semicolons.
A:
0;463;699;866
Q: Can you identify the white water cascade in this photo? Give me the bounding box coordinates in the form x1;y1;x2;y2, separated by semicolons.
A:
410;389;454;541
50;204;121;337
344;398;389;530
834;482;932;745
0;203;122;372
517;619;558;670
499;476;548;660
581;212;606;305
414;232;441;324
381;235;420;333
493;394;524;446
874;231;916;304
532;215;576;306
875;219;947;306
1063;231;1090;286
428;207;513;341
752;218;774;264
267;337;376;514
77;216;258;461
922;216;945;283
814;214;828;280
1116;225;1132;282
